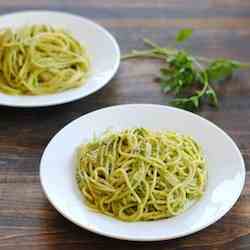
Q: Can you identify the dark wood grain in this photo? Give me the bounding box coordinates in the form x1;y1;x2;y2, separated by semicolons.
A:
0;0;250;249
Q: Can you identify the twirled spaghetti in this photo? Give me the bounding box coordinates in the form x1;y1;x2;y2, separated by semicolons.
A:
76;128;206;222
0;25;90;95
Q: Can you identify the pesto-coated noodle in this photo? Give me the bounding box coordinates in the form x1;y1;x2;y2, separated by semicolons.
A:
0;25;90;95
76;128;206;222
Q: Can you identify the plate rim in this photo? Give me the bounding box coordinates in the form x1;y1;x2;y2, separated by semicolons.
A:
0;10;120;108
40;104;246;241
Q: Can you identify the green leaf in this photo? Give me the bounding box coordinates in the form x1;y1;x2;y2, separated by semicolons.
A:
190;96;199;108
206;59;242;82
206;87;218;107
160;83;172;93
160;67;171;75
175;28;193;43
170;97;199;111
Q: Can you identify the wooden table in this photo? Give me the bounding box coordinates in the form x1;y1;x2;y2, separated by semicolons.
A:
0;1;250;249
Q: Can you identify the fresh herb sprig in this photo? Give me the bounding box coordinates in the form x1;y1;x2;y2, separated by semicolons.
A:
122;29;249;111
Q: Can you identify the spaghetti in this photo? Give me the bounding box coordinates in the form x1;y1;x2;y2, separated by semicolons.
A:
76;128;206;221
0;25;90;95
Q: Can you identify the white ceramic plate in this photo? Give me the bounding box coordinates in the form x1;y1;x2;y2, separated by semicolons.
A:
40;104;245;241
0;11;120;107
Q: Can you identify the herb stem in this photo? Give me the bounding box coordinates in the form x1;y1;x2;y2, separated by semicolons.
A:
191;56;204;71
121;52;166;60
143;38;160;48
199;73;209;97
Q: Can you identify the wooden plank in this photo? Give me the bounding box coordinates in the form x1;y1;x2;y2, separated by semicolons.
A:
1;0;250;8
0;6;250;19
98;18;250;29
0;173;249;249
